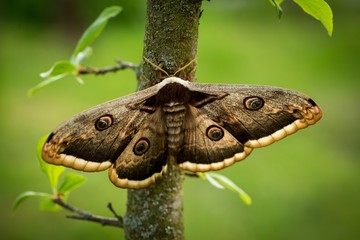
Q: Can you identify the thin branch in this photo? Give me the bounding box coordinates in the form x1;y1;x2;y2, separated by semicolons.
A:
52;196;123;228
79;60;140;76
107;202;123;221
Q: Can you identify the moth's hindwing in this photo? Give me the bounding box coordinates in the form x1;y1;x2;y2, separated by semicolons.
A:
109;109;168;189
177;106;253;172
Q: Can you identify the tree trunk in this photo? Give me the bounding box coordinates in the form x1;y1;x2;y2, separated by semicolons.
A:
123;0;202;239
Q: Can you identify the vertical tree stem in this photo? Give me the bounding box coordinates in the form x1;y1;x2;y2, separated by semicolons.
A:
123;0;202;239
139;0;201;88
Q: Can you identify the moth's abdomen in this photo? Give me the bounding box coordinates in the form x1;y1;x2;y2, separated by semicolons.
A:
163;102;186;152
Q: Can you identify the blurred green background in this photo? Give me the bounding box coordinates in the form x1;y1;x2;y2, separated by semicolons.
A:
1;0;359;239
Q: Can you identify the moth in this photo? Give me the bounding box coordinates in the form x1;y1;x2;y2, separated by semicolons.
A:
42;77;322;189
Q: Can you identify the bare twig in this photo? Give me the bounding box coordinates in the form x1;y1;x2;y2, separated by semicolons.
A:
79;60;140;76
52;196;123;228
107;202;123;221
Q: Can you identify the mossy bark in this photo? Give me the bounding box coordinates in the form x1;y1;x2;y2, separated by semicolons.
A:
138;0;201;88
123;0;202;239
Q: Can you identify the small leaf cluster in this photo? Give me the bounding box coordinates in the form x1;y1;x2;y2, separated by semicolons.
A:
28;6;122;96
13;136;86;212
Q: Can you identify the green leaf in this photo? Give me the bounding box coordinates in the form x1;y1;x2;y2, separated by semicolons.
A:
58;172;87;194
36;135;65;193
293;0;333;36
268;0;284;4
202;172;252;205
75;76;84;84
39;61;77;79
28;61;76;96
270;0;284;19
39;198;62;212
12;191;51;211
73;46;93;65
198;172;224;189
71;6;122;63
